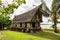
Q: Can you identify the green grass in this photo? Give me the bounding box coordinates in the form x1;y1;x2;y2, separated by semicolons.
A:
0;30;60;40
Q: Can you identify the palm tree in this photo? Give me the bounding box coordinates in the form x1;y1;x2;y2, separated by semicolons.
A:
51;0;60;33
41;0;60;33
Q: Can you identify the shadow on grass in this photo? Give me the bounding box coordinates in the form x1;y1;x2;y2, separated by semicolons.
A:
27;31;60;40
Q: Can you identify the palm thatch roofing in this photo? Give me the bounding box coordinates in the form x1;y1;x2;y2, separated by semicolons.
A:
13;4;50;23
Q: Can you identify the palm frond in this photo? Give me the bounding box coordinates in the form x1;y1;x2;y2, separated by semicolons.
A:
52;0;60;12
41;0;51;17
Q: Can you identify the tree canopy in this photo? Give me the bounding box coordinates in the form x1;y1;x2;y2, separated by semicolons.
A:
0;0;26;29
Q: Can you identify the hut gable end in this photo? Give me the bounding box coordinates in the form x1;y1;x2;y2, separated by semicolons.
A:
31;9;42;22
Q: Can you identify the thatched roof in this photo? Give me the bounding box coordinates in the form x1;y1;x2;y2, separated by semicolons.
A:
13;6;38;23
13;4;49;23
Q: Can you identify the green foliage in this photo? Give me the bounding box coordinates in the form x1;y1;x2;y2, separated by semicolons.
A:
0;15;11;29
1;4;18;15
0;0;26;15
14;0;26;5
48;19;52;22
0;0;2;4
0;0;26;29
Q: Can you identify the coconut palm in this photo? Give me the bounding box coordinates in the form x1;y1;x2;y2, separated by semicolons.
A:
41;0;60;33
51;0;60;33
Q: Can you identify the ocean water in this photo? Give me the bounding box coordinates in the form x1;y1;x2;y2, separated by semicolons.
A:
41;23;60;29
41;16;60;29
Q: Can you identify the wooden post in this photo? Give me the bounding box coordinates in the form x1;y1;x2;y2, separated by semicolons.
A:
38;22;42;31
26;23;31;33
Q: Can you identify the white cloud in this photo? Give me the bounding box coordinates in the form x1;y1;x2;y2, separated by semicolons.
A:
26;0;41;6
2;0;13;4
43;0;53;10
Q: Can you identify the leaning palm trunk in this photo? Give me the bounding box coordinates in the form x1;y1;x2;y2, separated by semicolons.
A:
51;0;60;33
52;12;59;33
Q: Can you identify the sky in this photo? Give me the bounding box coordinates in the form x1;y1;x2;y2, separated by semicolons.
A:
2;0;53;23
2;0;13;4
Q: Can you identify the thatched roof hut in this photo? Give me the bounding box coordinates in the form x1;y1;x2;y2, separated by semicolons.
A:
12;4;49;33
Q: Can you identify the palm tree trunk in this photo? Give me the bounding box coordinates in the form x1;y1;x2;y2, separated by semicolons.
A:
53;12;59;33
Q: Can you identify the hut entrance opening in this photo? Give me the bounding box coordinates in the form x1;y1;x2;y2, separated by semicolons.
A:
20;23;22;27
32;22;35;28
25;23;27;28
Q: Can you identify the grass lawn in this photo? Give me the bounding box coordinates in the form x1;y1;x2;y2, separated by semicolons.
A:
0;30;60;40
